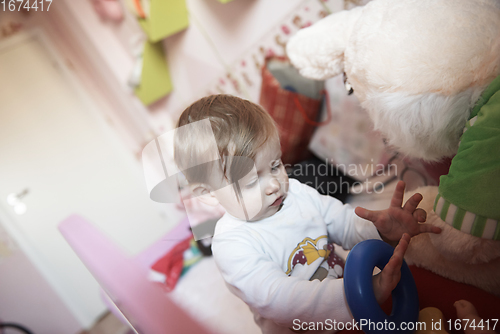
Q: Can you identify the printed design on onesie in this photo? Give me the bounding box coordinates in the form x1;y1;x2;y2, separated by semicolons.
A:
286;236;345;281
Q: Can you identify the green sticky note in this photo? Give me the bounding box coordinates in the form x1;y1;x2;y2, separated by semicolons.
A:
134;41;172;106
139;0;189;42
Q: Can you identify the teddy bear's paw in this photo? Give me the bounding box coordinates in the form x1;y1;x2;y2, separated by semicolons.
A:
428;220;500;265
403;186;500;265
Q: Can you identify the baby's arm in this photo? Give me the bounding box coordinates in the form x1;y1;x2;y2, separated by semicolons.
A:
305;180;412;305
212;231;353;327
355;181;441;243
295;180;381;248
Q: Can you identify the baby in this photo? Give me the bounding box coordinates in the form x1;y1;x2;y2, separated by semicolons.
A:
174;94;440;333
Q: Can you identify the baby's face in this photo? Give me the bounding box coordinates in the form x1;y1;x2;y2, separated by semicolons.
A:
213;139;289;221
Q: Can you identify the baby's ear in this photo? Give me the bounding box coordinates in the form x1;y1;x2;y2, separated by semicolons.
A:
190;183;219;206
286;6;364;80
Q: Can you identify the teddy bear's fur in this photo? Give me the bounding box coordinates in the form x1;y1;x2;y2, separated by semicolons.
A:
286;0;500;296
287;0;500;161
404;186;500;296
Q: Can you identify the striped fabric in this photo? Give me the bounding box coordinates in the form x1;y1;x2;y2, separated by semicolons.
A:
458;115;478;147
437;75;500;240
434;194;500;240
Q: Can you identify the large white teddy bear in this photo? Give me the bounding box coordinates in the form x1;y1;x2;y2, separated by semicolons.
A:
286;0;500;297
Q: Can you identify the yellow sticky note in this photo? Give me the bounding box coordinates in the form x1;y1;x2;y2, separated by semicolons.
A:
134;41;172;106
139;0;189;42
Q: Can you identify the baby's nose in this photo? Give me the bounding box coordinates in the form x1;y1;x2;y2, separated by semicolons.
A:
266;178;281;195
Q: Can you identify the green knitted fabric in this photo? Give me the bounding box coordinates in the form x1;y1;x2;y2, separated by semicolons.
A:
436;75;500;240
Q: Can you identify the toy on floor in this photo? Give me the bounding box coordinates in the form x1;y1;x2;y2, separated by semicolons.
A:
286;0;500;302
149;236;203;292
416;307;448;334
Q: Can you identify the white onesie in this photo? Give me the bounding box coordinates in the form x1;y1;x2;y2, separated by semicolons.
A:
212;179;380;333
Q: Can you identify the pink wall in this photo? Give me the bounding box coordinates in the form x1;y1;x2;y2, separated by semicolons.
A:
0;249;81;334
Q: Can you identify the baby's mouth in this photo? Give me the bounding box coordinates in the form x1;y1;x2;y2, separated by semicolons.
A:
271;196;283;207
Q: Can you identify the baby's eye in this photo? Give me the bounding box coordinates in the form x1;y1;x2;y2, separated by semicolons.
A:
271;160;283;171
244;179;258;189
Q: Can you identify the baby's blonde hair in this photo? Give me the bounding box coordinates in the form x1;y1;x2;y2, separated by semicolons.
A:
174;94;278;187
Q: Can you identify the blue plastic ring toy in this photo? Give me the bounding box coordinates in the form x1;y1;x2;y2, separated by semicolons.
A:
344;239;419;334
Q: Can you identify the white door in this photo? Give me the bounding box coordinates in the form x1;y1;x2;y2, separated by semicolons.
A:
0;31;180;328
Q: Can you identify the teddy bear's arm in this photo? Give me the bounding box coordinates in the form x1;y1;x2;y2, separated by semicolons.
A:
287;6;364;80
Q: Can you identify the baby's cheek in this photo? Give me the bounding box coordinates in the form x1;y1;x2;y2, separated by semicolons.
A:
278;169;289;190
240;186;264;220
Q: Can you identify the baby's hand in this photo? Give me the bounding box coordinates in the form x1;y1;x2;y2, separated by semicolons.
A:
355;181;441;242
372;233;410;305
